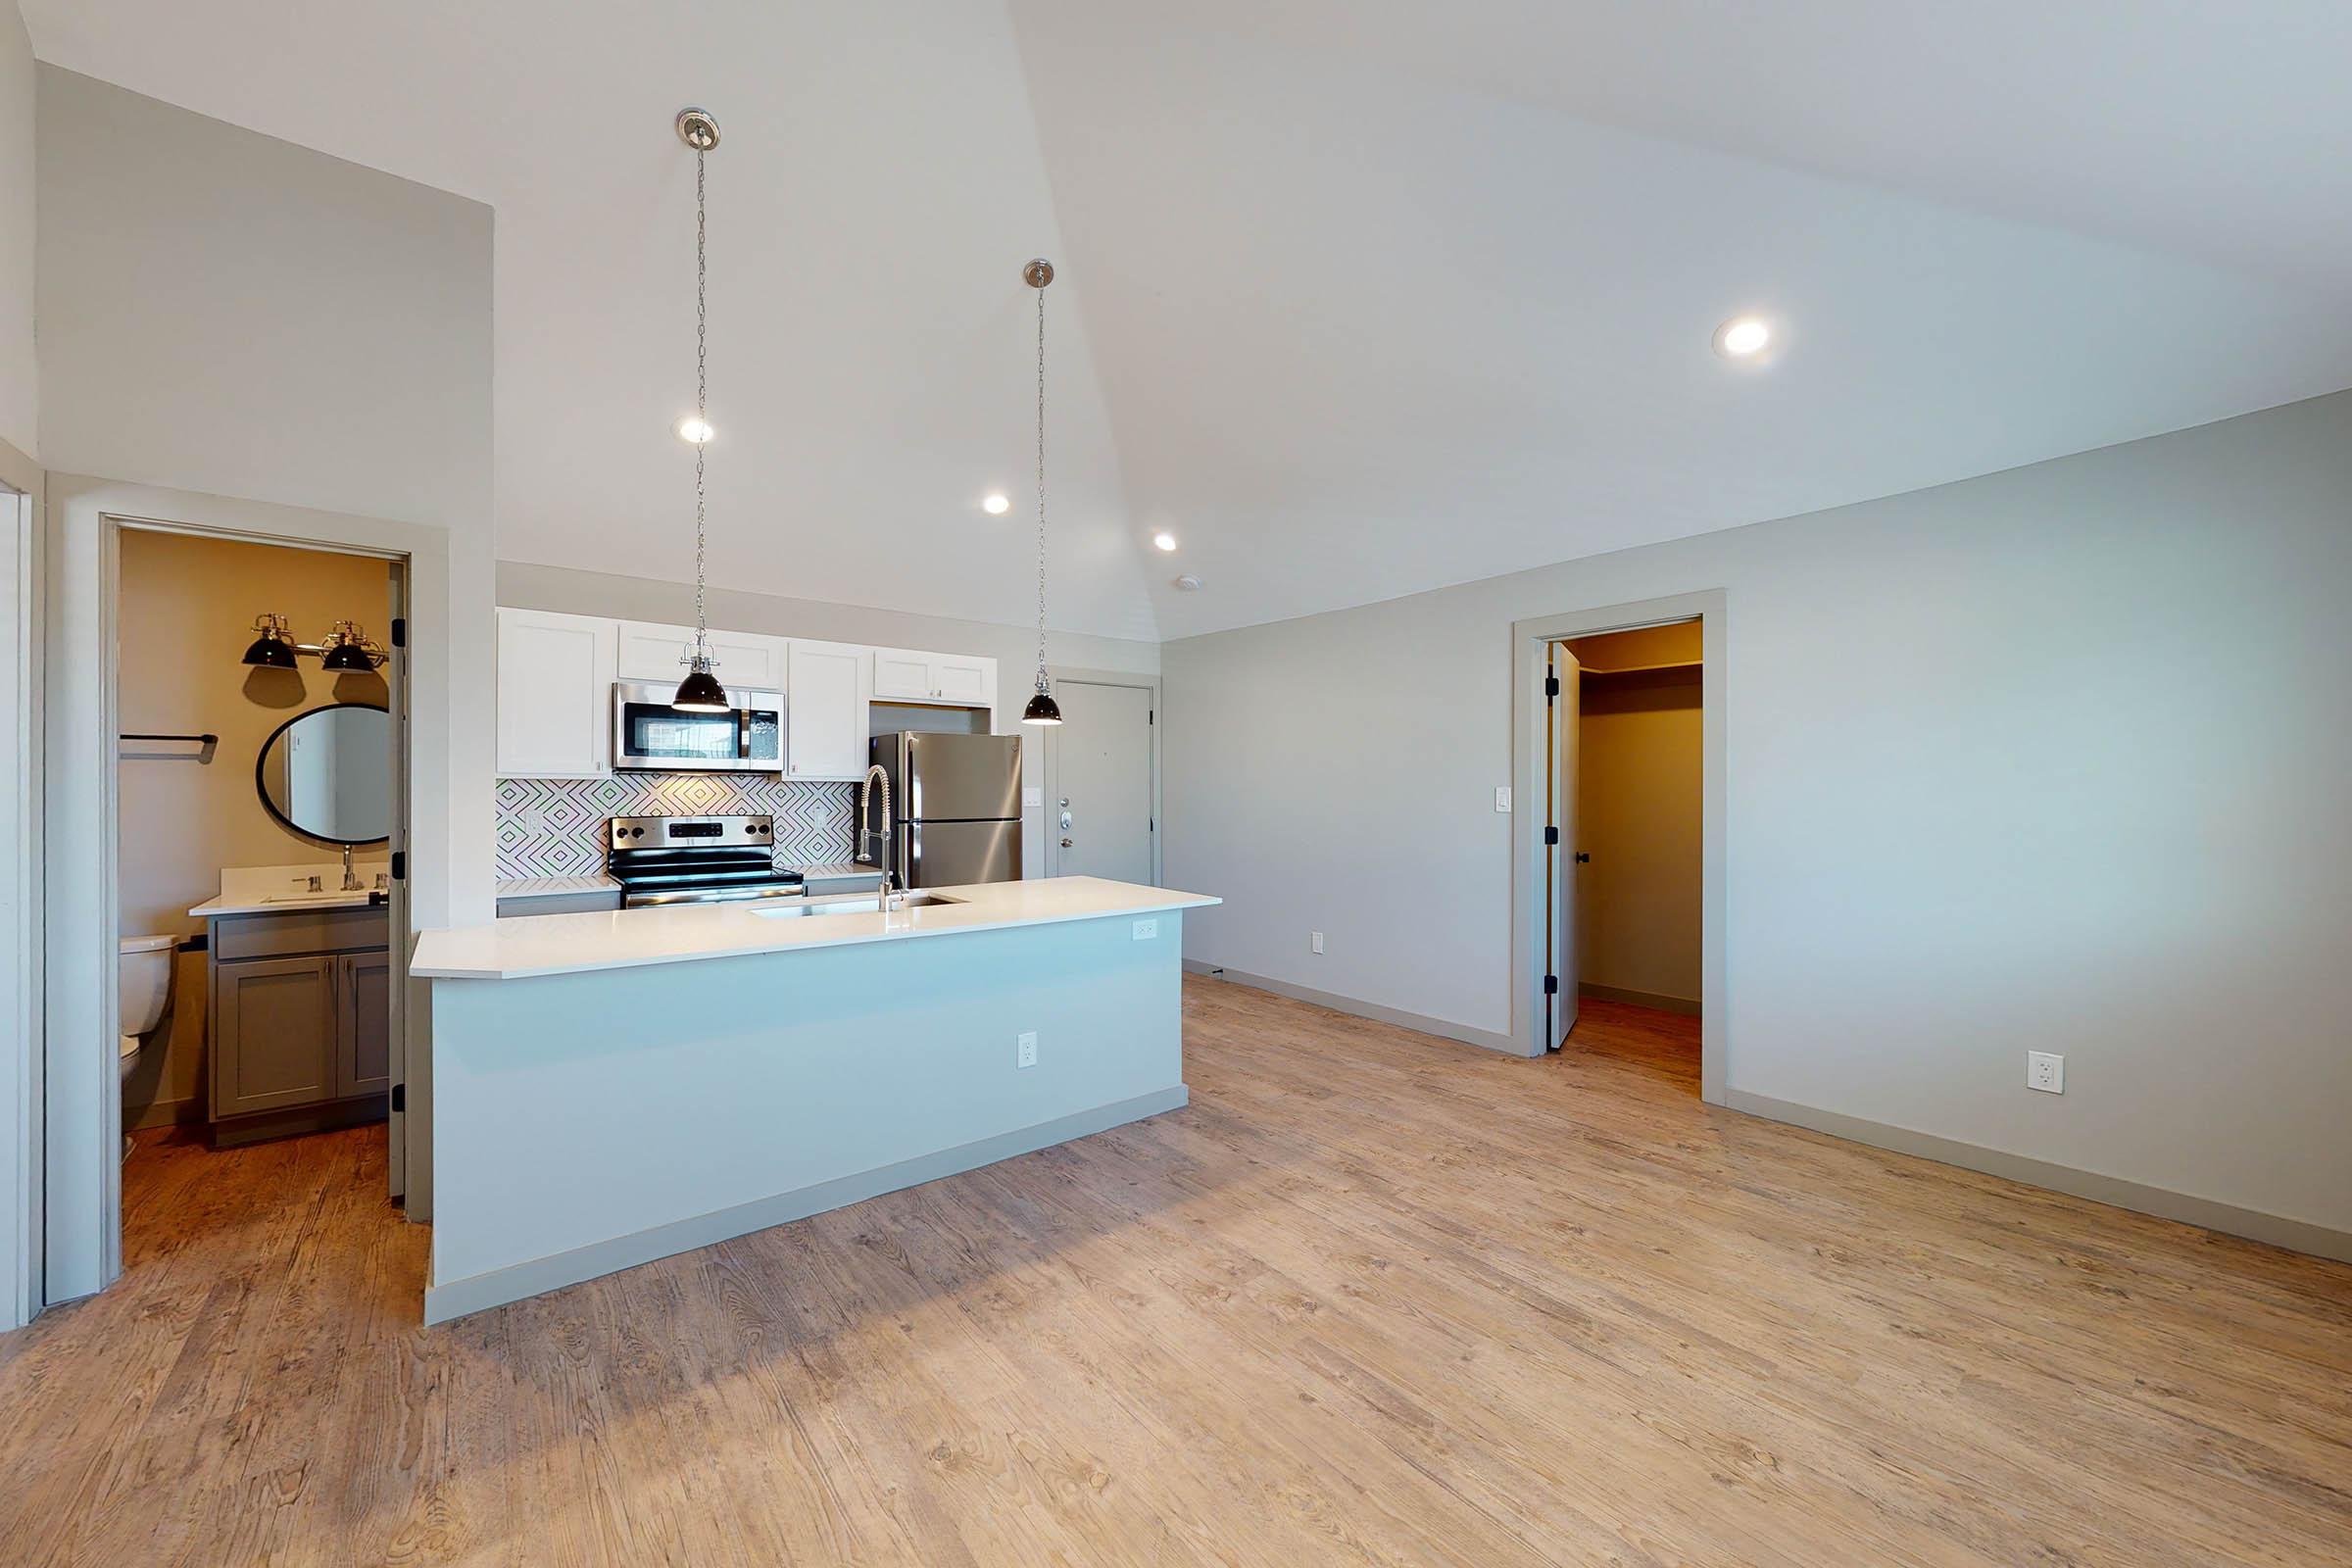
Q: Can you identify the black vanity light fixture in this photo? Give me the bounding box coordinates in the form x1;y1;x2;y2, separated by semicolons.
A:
670;106;732;714
241;613;387;671
1020;257;1062;727
240;612;300;669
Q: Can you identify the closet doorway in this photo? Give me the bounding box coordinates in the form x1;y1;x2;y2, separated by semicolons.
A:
1544;620;1703;1077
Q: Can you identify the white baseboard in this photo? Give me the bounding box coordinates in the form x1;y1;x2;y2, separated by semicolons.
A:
1184;960;1526;1055
1725;1090;2352;1265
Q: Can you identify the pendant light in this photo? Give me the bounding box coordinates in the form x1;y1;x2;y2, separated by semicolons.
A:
1020;258;1063;726
671;107;731;713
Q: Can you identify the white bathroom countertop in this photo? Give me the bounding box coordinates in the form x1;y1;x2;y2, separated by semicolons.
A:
494;874;621;900
413;876;1218;981
190;891;386;917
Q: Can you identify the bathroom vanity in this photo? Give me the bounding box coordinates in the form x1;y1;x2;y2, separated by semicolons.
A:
191;889;391;1147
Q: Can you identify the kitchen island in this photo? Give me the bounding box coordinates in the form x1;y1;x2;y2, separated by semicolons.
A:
411;876;1218;1323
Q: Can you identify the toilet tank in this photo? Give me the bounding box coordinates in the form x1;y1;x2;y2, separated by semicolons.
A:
119;933;177;1036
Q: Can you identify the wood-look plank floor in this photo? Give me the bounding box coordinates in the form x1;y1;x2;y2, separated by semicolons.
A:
4;983;2349;1565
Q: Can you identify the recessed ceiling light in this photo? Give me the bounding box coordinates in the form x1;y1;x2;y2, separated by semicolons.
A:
677;416;714;444
981;493;1010;514
1173;574;1201;592
1152;531;1178;552
1713;317;1772;359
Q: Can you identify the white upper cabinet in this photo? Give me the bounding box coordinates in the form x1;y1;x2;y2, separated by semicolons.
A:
614;619;789;692
784;639;871;780
496;609;615;778
871;646;998;709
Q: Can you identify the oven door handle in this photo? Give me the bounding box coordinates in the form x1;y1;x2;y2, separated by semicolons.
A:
623;885;808;908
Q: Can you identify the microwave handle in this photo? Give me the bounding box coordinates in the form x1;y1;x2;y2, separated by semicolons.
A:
737;704;750;760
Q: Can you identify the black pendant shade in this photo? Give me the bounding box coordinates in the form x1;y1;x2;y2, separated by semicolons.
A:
1021;690;1063;726
242;631;299;669
320;640;373;672
672;663;731;712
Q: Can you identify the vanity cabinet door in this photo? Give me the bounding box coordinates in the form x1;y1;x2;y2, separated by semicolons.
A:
213;956;338;1116
336;951;393;1099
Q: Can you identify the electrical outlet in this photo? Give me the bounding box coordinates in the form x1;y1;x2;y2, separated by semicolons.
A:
1494;786;1512;813
2027;1051;2064;1094
1310;930;1324;955
1132;917;1158;941
1017;1031;1038;1069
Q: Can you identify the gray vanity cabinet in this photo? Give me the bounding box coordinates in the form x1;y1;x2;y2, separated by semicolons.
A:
336;950;393;1098
207;907;391;1146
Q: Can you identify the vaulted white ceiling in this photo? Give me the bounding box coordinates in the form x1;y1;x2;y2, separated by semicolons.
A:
25;1;2352;639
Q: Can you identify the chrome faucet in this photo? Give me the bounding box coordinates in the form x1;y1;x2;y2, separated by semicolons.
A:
339;845;365;893
859;762;900;911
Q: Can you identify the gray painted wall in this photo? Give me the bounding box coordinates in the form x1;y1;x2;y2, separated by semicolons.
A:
37;65;498;926
1162;390;2352;1237
0;3;32;458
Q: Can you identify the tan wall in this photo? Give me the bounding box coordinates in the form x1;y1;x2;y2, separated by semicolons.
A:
118;529;394;1127
1565;626;1701;1009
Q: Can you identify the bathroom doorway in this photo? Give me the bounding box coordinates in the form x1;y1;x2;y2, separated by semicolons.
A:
111;523;409;1250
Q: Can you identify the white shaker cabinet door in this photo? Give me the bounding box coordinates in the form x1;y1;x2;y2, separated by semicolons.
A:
785;639;871;779
615;620;789;692
496;609;615;778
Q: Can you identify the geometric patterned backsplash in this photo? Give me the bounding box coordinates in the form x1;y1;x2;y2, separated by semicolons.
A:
494;774;860;879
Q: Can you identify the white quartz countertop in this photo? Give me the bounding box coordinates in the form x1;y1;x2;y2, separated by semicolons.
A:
494;874;621;899
191;891;388;917
412;876;1219;981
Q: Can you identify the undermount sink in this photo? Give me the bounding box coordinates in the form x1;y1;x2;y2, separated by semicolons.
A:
753;893;959;920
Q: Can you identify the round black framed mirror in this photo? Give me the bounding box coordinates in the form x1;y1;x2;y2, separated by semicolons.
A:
255;702;391;846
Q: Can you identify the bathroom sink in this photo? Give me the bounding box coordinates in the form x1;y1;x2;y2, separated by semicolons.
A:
260;892;376;905
753;893;958;920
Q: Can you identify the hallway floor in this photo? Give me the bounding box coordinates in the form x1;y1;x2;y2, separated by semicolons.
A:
2;982;2347;1564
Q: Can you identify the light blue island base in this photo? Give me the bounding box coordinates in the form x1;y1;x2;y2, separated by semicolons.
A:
421;908;1191;1324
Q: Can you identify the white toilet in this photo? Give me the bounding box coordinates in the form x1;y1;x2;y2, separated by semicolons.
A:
119;934;176;1140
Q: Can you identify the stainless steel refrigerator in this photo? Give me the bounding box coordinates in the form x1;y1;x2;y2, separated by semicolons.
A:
859;732;1023;887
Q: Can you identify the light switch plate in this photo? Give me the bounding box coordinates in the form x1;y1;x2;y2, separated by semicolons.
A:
1494;787;1512;813
1311;930;1324;955
2027;1051;2064;1094
1132;917;1158;941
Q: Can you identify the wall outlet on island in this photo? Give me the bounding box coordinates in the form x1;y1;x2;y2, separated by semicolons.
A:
1132;918;1157;941
2027;1051;2064;1094
1016;1031;1038;1069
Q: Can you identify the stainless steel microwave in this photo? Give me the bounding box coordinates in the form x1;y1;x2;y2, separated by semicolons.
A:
611;681;783;773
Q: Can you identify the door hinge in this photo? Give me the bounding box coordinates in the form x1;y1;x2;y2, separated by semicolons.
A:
390;1083;406;1112
390;851;407;880
1544;974;1559;996
390;617;407;649
1544;825;1559;846
1544;674;1559;701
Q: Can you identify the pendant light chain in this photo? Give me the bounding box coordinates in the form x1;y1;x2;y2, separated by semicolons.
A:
1034;278;1048;691
693;142;710;662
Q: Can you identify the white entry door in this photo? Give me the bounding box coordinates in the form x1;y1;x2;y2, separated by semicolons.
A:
1548;646;1581;1047
1046;681;1155;883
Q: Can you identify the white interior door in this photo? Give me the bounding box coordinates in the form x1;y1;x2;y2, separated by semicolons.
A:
1549;646;1581;1047
1047;681;1155;883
